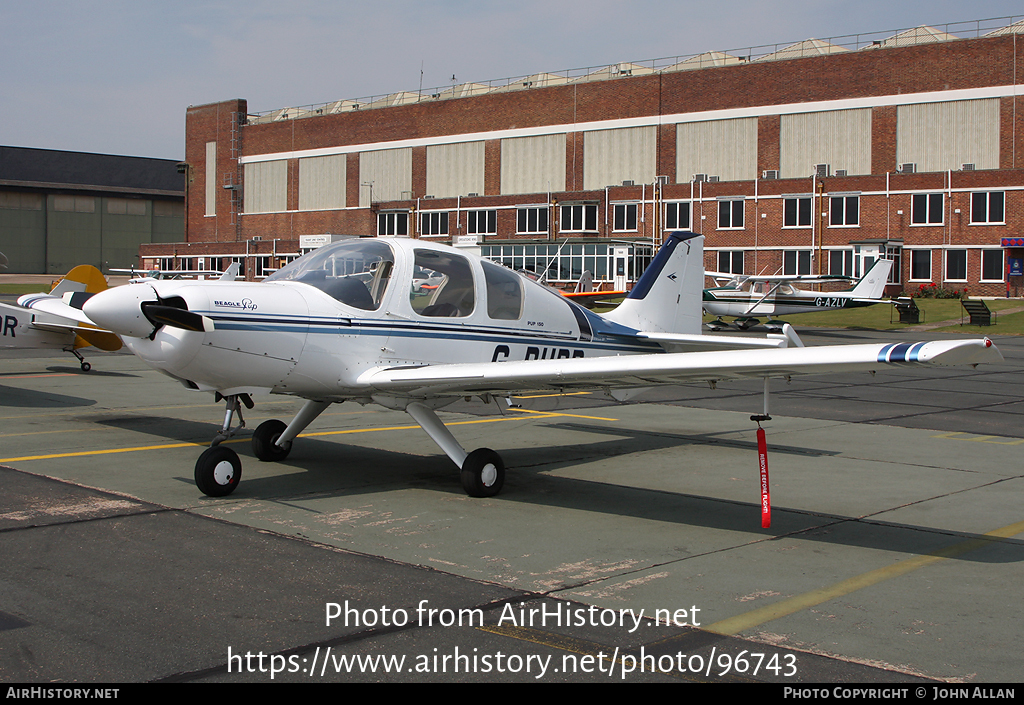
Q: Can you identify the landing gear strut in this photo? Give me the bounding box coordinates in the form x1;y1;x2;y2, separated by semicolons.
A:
194;393;253;497
406;402;506;497
69;348;91;372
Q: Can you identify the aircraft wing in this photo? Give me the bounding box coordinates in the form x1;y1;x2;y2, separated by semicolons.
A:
358;338;1001;398
18;293;97;326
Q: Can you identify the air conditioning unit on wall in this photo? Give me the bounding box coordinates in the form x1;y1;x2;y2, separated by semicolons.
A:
814;163;830;178
762;170;779;180
899;163;917;174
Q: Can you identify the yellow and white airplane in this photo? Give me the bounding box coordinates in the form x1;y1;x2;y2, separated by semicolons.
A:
704;259;893;331
3;260;121;371
21;234;1000;499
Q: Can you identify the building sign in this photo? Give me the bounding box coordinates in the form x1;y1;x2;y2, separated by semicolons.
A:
1001;238;1024;248
1009;258;1023;277
300;234;332;250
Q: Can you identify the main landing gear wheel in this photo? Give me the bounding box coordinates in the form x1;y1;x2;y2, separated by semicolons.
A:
195;446;242;497
460;448;505;498
252;419;292;462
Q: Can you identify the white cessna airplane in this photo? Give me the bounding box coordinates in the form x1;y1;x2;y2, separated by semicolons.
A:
704;258;893;331
21;233;1000;499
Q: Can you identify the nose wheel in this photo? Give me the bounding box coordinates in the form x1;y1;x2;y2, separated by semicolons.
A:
195;446;242;497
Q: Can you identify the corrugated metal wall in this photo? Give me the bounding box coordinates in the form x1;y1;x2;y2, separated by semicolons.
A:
299;155;346;210
359;148;412;206
243;160;287;213
896;99;999;172
676;118;757;182
500;134;566;195
205;142;216;216
584;126;656;190
426;142;484;198
781;109;872;178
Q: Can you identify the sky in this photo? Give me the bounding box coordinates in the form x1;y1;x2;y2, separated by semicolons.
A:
2;1;1022;161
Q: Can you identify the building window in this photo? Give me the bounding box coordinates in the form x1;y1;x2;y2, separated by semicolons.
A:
466;209;497;235
783;250;812;276
911;193;943;225
560;204;598;232
981;249;1004;281
783;196;811;228
517;206;548;234
53;195;95;213
717;199;744;229
829;195;859;226
910;250;932;281
664;202;690;230
613;203;638;232
378;211;409;236
945;249;967;281
718;250;743;274
829;249;855;277
420;211;449;236
971;192;1005;224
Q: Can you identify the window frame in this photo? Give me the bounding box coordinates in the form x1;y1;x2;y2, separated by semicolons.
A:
783;249;812;276
911;193;943;226
828;194;859;227
909;249;932;282
717;198;745;230
664;201;691;230
516;206;549;235
970;191;1005;225
717;250;744;274
560;204;598;233
828;249;855;277
783;196;812;229
980;249;1004;282
377;211;409;236
945;249;968;282
466;209;497;235
612;203;639;232
419;211;449;237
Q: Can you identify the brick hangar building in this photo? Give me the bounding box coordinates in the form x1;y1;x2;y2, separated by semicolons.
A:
155;18;1024;297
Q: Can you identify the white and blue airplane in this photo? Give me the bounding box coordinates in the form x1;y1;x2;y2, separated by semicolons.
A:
3;261;122;370
21;233;1001;498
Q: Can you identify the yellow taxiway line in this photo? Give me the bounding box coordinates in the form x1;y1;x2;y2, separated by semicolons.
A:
706;518;1024;636
0;410;617;463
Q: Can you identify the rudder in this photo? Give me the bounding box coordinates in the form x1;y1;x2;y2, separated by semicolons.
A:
603;232;704;334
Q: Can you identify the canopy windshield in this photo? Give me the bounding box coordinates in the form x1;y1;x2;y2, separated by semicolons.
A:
265;239;395;310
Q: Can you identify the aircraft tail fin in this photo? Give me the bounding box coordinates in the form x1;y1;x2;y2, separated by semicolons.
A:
849;259;892;299
50;265;109;297
219;262;240;281
602;232;704;335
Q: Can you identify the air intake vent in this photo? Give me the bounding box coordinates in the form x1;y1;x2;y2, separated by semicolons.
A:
692;173;707;183
762;170;779;180
814;164;831;178
899;163;917;174
962;163;975;171
835;169;848;177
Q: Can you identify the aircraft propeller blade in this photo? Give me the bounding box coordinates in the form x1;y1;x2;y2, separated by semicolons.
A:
141;302;212;333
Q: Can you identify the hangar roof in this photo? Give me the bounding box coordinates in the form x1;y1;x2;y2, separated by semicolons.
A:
0;146;184;197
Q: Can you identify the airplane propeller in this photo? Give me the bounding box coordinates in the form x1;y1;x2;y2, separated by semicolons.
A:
141;298;211;333
83;286;213;338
